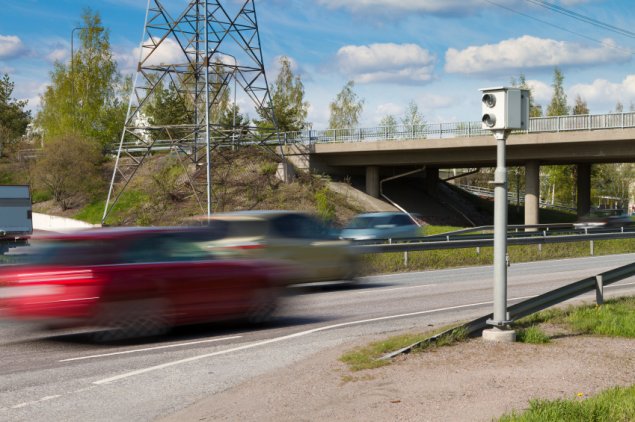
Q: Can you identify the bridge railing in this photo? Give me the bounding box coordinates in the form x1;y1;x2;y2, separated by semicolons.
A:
283;111;635;144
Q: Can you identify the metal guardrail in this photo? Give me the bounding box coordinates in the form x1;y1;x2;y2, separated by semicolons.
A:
282;111;635;144
455;184;576;212
381;260;635;360
352;226;635;254
109;111;635;153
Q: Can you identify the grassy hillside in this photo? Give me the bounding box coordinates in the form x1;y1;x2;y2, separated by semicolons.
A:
29;148;363;227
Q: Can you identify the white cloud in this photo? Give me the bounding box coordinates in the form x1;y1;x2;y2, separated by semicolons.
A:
569;76;635;109
46;48;68;63
375;102;403;116
526;79;551;104
132;37;186;68
0;35;27;60
417;93;456;111
445;36;630;74
336;43;436;84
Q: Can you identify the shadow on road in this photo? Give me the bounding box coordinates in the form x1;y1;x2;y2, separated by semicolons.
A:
25;313;335;348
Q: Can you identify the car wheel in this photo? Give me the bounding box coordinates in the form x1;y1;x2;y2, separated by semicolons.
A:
246;288;279;325
92;298;170;342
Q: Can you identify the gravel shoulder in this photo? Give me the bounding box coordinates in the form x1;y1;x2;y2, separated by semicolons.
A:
160;329;635;422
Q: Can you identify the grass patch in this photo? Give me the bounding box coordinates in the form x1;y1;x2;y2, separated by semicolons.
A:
565;297;635;337
515;296;635;340
498;385;635;421
516;326;550;344
31;189;52;204
359;237;635;276
339;326;467;372
75;190;151;225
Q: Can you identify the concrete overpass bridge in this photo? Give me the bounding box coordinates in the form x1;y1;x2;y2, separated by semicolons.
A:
282;112;635;225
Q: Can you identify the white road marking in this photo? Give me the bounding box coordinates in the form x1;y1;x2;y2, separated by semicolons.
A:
60;336;243;362
351;284;436;294
94;280;635;385
94;299;497;385
10;395;61;409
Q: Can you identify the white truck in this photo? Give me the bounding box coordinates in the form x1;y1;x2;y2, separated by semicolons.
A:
0;185;32;254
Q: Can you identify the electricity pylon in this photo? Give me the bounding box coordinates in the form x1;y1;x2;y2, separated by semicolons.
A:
103;0;284;224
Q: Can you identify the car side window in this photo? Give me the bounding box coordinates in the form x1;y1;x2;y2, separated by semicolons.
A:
123;236;171;263
271;214;327;239
390;215;414;226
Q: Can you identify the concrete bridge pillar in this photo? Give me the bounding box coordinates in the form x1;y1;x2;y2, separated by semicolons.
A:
524;160;540;227
366;166;380;198
577;163;592;217
425;167;439;194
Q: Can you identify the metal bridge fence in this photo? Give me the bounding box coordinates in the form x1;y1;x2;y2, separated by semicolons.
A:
282;111;635;145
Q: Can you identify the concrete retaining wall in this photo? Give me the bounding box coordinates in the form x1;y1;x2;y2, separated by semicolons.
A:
32;213;100;232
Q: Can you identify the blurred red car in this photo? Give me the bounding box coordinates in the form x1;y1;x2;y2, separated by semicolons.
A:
0;227;289;340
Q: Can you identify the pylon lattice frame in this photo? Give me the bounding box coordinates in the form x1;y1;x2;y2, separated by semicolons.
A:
103;0;283;224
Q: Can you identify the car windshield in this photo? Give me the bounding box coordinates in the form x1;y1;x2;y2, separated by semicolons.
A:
346;214;416;229
346;216;392;229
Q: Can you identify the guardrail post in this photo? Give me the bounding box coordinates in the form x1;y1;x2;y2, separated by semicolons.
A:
622;112;625;129
595;275;604;305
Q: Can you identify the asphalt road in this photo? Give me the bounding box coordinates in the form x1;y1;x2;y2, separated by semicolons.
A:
2;253;635;421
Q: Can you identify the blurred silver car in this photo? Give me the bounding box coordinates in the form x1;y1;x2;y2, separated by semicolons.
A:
191;211;358;284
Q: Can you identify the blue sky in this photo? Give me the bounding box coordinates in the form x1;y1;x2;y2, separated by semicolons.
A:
2;0;635;128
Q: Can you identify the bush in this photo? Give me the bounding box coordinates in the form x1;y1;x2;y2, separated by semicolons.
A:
32;135;104;210
315;187;335;223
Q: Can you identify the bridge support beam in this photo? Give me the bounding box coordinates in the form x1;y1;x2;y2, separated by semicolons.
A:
366;166;380;198
425;167;439;195
524;160;540;227
577;163;592;217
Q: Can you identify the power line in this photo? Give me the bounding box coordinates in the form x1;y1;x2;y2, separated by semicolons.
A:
484;0;635;56
525;0;635;40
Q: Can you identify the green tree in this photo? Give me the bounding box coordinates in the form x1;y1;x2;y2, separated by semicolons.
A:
219;103;250;133
37;9;125;148
257;56;309;132
572;94;590;115
511;73;542;117
401;100;426;135
380;114;397;138
593;163;633;209
0;73;31;156
33;135;104;210
614;101;624;113
546;67;569;117
329;80;364;129
145;79;190;126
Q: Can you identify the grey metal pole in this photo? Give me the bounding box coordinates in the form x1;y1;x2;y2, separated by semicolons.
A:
492;130;511;325
204;0;212;217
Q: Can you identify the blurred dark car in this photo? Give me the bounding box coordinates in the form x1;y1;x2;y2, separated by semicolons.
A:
574;210;635;229
0;227;289;339
190;210;358;284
